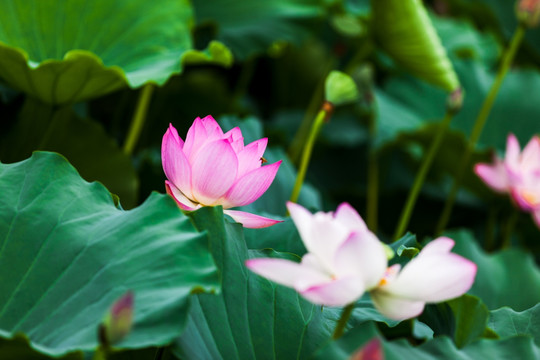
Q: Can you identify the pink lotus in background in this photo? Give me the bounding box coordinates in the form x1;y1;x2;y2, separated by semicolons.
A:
475;134;540;226
246;202;477;320
162;116;282;228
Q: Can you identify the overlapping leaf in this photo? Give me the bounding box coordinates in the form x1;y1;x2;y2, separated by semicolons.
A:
314;321;540;360
447;229;540;311
0;152;219;358
0;99;139;208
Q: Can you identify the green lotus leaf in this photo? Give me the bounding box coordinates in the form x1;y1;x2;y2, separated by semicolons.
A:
173;206;338;360
0;152;219;357
489;304;540;346
447;229;540;311
448;295;491;348
375;60;540;152
372;0;460;92
182;41;234;67
314;321;540;359
0;99;139;208
191;0;326;59
0;0;194;104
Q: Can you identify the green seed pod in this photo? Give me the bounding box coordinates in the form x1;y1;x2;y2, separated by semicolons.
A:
325;70;360;106
371;0;460;92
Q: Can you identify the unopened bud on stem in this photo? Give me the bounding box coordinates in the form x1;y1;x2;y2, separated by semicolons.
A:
99;291;134;346
446;87;464;114
516;0;540;27
325;70;360;107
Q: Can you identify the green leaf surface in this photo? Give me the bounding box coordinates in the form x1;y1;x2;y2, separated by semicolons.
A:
315;322;540;360
191;0;326;59
173;206;338;360
376;60;540;152
372;0;460;91
489;304;540;346
446;229;540;311
448;295;491;348
0;99;139;208
0;152;219;357
431;13;501;65
0;0;194;104
244;217;307;255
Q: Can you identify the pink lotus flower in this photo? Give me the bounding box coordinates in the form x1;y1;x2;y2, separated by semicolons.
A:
162;116;282;228
475;134;540;226
246;202;477;320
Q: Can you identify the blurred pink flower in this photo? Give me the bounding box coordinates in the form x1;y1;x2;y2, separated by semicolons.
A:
475;134;540;226
246;202;477;320
101;291;134;345
162;116;282;228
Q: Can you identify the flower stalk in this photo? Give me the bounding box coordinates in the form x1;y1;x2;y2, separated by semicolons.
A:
393;111;454;241
435;24;526;235
289;101;334;203
123;83;155;155
332;303;355;339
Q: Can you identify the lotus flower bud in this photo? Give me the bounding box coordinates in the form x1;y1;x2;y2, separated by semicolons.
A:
325;70;360;106
446;87;464;114
516;0;540;27
350;338;384;360
100;291;134;346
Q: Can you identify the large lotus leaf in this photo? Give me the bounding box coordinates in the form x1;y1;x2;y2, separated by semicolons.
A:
371;0;460;92
173;206;338;360
0;0;193;104
376;59;540;151
0;100;138;208
191;0;326;59
244;217;306;255
0;152;219;358
489;304;540;346
446;229;540;311
314;321;540;359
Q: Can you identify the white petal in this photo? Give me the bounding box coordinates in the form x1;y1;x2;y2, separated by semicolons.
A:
300;275;365;307
334;202;369;233
306;211;349;271
382;245;477;303
333;232;387;290
245;258;328;289
286;202;315;246
370;289;426;321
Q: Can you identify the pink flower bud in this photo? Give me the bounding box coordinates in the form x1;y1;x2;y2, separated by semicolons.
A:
516;0;540;27
101;291;134;346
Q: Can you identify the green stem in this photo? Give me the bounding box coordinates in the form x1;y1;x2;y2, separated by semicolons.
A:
123;83;155;155
289;102;333;203
435;25;526;235
393;112;453;241
366;112;378;232
288;59;335;165
501;211;518;249
154;347;165;360
332;303;355;340
92;345;109;360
